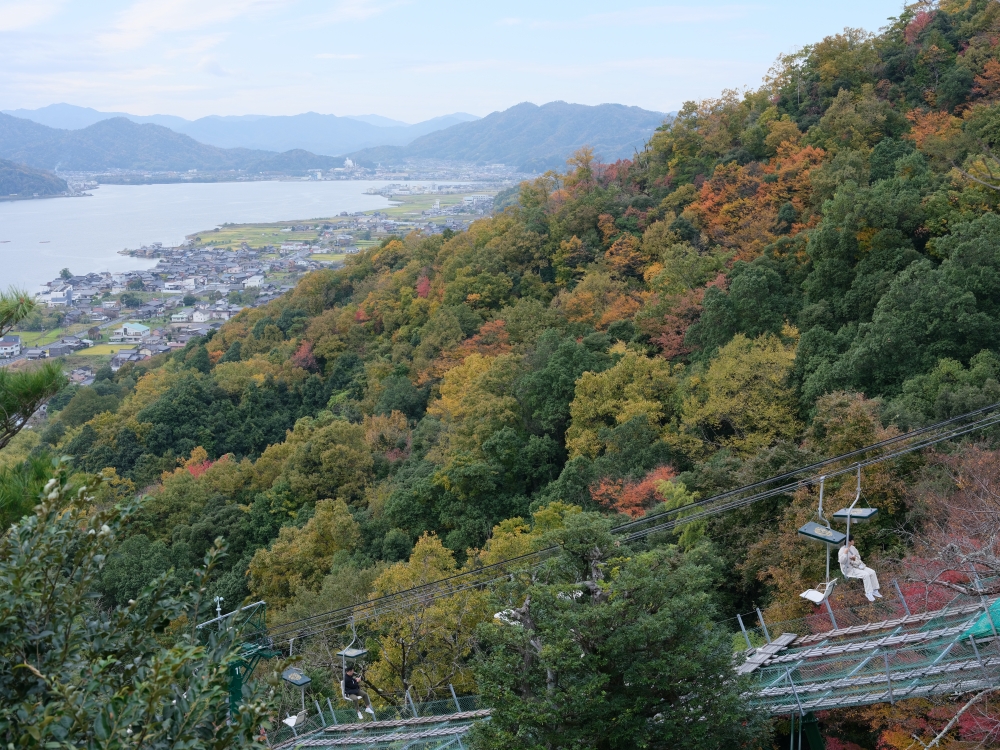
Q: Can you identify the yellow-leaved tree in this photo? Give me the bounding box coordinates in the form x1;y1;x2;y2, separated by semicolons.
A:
426;353;521;461
363;534;488;704
248;498;360;610
680;330;801;457
565;349;679;459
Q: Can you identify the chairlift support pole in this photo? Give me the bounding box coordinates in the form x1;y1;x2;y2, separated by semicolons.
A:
757;607;772;644
893;579;911;617
970;635;986;674
737;613;753;649
823;599;838;630
883;651;894;705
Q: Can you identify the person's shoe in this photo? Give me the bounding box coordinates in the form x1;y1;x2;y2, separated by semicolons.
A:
365;706;375;716
866;592;876;602
357;711;364;720
874;590;883;598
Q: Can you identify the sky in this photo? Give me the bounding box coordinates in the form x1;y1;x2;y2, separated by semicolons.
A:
1;0;910;123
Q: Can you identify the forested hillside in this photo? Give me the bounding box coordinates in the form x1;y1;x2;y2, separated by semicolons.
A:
9;2;1000;747
0;158;67;197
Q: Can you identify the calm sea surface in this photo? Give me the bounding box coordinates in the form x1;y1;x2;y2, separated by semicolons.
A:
0;180;408;291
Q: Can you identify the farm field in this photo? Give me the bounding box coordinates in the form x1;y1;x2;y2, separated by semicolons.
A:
189;224;324;248
76;344;133;356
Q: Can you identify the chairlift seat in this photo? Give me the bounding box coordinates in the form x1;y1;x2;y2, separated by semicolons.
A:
832;507;879;521
800;578;837;604
337;646;368;660
797;522;846;545
283;710;308;728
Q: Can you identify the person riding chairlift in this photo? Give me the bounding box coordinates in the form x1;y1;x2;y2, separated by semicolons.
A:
345;666;376;717
838;536;881;602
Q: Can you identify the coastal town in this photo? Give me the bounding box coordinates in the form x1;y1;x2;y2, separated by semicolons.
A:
1;190;499;373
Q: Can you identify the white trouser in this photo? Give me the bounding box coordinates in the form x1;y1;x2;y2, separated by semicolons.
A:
845;566;879;597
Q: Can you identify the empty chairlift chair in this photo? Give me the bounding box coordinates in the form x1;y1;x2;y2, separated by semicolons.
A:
798;476;845;604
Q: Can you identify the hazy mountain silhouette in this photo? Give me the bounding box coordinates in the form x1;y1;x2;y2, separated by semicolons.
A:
350;102;669;171
2;104;480;156
0;114;339;172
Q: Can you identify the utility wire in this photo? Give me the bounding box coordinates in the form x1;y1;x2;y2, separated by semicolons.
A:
266;403;1000;646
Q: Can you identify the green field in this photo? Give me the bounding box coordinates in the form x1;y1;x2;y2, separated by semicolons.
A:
183;191;496;248
189;222;335;248
308;253;347;263
379;192;495;219
14;324;94;347
77;344;133;356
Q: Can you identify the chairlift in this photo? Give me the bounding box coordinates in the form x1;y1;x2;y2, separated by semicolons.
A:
336;616;369;671
336;616;370;718
797;476;841;604
834;465;883;602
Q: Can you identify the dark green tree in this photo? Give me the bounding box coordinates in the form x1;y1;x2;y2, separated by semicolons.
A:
472;513;768;750
220;340;243;363
0;469;271;746
187;345;212;374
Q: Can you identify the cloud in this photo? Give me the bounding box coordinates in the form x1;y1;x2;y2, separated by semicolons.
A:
100;0;292;50
315;53;362;59
406;56;750;80
317;0;406;24
498;5;755;30
0;0;65;31
164;33;230;59
196;57;233;77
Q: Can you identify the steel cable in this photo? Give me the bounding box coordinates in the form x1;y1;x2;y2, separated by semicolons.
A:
266;404;1000;646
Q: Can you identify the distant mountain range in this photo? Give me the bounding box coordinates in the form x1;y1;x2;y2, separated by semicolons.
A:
2;104;480;157
0;114;341;172
0;101;670;175
350;102;670;171
0;158;67;197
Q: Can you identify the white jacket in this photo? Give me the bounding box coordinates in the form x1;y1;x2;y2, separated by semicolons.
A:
838;544;866;576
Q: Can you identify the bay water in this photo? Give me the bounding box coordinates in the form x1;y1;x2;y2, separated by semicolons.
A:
0;180;407;290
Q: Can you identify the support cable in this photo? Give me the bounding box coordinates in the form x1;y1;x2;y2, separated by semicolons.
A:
267;404;1000;646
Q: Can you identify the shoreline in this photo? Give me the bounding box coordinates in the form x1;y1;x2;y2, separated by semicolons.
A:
0;180;497;291
0;192;89;203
